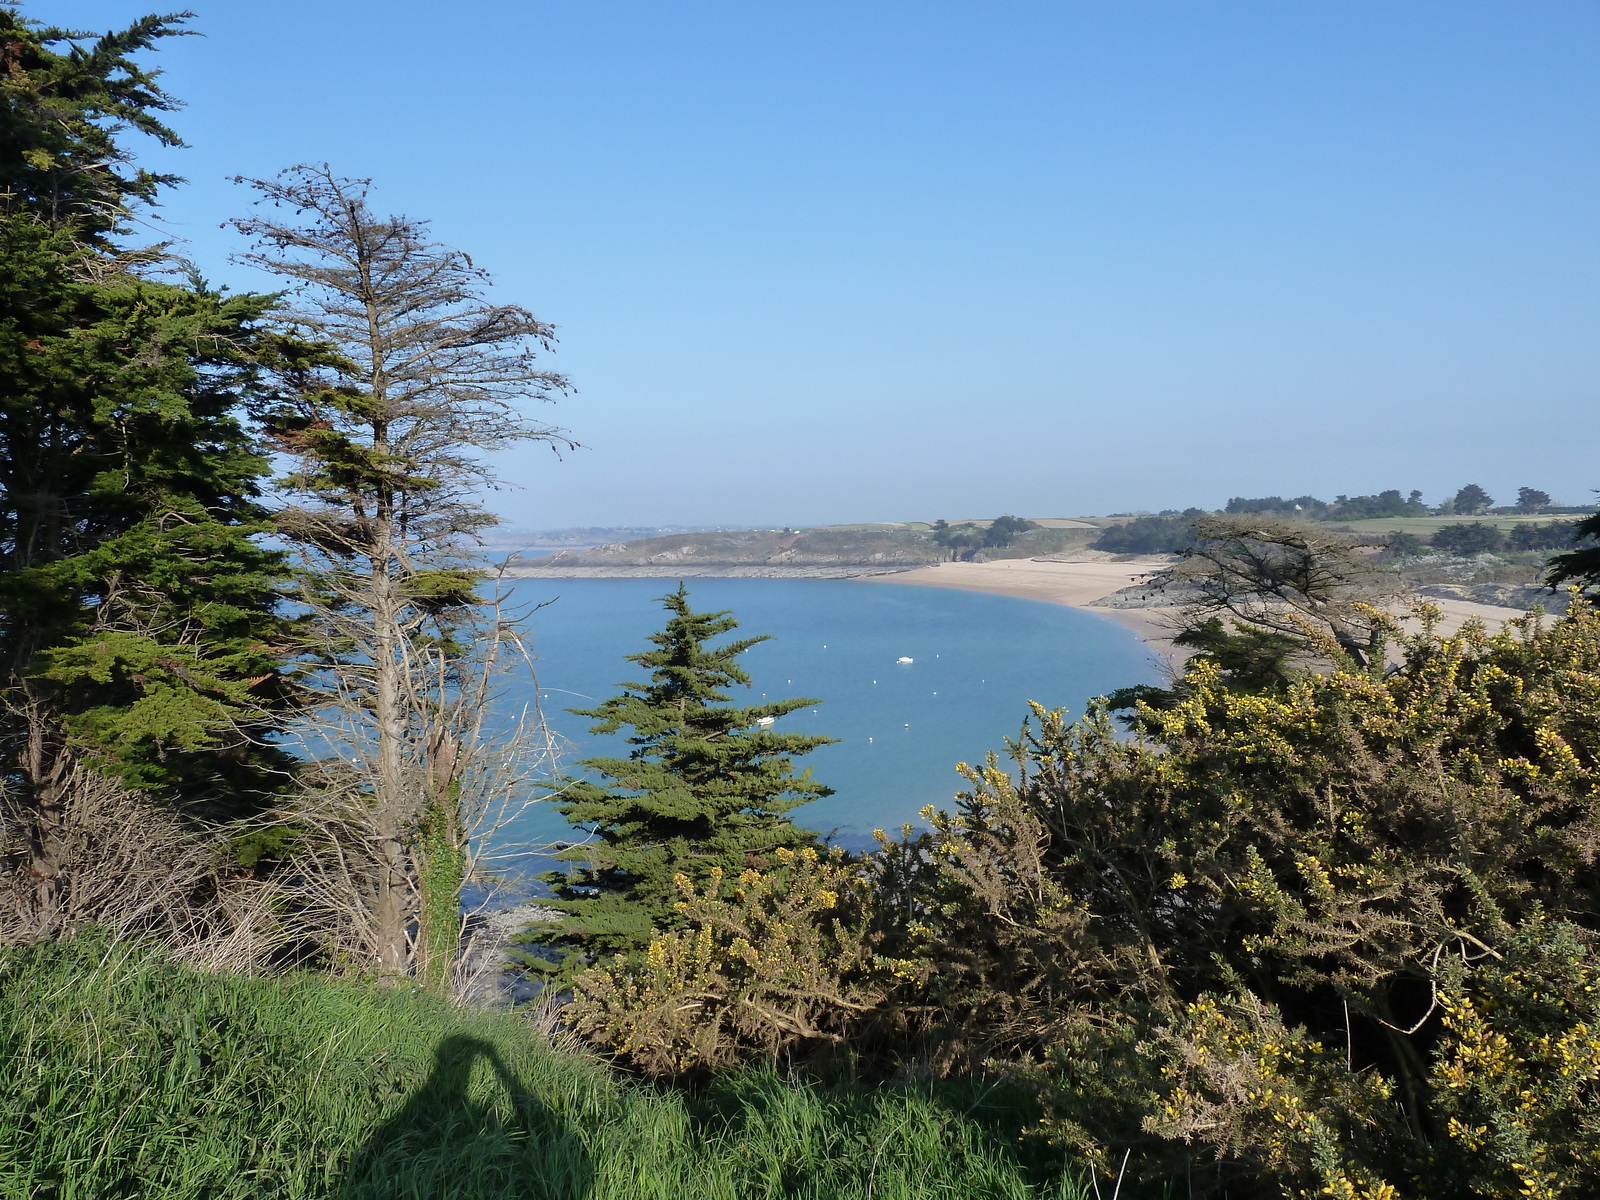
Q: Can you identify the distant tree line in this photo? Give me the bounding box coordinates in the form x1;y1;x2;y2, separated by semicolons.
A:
1222;483;1556;520
928;515;1038;560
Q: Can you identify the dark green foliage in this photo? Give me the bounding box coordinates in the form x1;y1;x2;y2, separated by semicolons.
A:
1384;531;1425;556
1225;495;1327;517
1516;486;1553;511
0;10;292;843
1329;488;1428;519
984;514;1038;548
932;521;984;559
529;586;833;976
0;935;1079;1200
1089;514;1195;554
0;7;188;238
1548;507;1600;592
1451;482;1493;514
1508;519;1579;552
1430;521;1504;555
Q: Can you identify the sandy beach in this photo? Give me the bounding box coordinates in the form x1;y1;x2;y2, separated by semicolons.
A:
862;557;1542;664
861;558;1189;676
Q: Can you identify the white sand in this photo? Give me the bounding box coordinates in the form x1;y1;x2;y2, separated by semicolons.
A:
862;557;1538;662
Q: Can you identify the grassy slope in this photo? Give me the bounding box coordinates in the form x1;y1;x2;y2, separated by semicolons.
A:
0;937;1083;1200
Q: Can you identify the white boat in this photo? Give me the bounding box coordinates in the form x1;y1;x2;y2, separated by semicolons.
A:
896;656;914;664
755;715;776;727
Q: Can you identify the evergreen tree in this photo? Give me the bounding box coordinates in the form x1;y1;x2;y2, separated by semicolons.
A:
1451;482;1493;514
1548;506;1600;593
531;586;833;977
0;8;294;929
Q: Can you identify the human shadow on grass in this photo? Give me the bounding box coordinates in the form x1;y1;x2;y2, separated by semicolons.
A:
339;1034;591;1200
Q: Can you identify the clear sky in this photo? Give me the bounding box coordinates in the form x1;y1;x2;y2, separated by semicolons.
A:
35;1;1600;526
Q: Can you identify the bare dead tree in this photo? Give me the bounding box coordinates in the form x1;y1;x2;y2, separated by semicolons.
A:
232;166;574;988
1162;514;1405;668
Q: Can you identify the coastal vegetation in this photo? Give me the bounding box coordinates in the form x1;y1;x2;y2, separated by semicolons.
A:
8;7;1600;1200
561;593;1600;1198
528;586;833;980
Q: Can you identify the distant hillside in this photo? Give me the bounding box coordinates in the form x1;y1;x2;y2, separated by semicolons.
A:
504;521;1098;578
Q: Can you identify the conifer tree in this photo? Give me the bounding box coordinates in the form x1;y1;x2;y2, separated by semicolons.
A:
531;585;833;977
0;8;295;930
1548;506;1600;593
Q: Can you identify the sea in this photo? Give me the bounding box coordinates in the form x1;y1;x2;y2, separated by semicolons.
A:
492;577;1164;857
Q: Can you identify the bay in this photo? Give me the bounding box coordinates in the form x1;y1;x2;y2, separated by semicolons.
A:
496;578;1164;850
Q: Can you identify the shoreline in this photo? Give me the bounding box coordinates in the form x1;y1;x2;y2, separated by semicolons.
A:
506;558;1547;660
859;558;1547;655
501;564;923;580
858;558;1189;667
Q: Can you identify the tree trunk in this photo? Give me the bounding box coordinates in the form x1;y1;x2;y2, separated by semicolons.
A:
20;701;71;935
370;548;413;974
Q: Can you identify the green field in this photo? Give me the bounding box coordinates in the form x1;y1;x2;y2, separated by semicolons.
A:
1334;513;1586;536
0;936;1084;1200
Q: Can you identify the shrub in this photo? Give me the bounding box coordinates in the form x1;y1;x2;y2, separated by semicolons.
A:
1508;519;1579;552
1090;515;1195;554
1384;531;1426;556
567;846;902;1076
898;598;1600;1193
1429;522;1504;554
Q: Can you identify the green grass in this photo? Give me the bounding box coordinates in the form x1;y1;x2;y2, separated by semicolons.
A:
0;936;1084;1200
1337;514;1576;536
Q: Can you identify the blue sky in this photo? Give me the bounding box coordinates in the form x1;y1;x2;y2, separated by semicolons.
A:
36;1;1600;526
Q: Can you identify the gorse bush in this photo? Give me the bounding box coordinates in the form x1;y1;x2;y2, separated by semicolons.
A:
569;844;921;1076
920;596;1600;1194
578;596;1600;1198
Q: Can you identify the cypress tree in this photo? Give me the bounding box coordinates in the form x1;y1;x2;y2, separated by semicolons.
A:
0;8;295;928
531;585;834;976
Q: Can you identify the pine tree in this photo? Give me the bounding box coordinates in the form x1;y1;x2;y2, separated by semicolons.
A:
531;585;834;978
0;9;295;930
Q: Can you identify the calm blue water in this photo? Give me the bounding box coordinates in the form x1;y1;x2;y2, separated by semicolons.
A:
497;578;1162;850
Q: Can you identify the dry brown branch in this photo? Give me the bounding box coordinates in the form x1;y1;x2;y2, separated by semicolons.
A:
0;765;283;971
